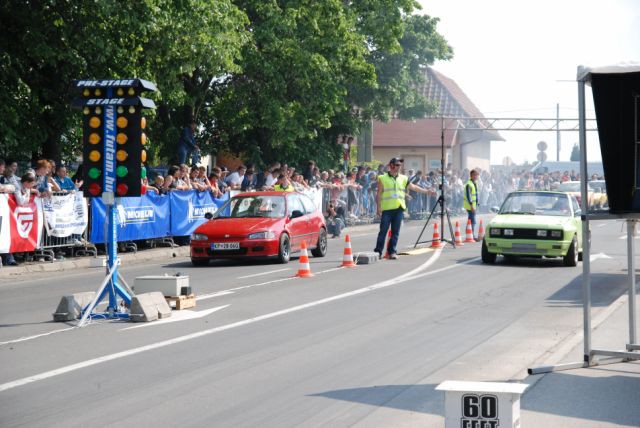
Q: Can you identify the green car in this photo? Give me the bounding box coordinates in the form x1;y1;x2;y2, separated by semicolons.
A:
482;191;584;266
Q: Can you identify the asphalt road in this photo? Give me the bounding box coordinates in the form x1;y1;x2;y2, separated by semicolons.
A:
0;217;632;427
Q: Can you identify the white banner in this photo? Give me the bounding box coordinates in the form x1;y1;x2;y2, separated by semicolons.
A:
41;192;88;237
0;194;10;253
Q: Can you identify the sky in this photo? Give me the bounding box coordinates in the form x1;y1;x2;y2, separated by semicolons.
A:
416;0;640;165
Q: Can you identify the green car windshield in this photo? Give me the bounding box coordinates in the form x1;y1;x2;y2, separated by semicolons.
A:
499;192;572;217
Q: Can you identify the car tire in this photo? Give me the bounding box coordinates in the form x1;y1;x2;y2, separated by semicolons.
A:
191;258;209;267
277;233;291;264
563;236;578;267
311;228;328;258
481;239;496;264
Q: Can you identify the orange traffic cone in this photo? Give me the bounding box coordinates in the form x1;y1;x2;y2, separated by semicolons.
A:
431;222;443;248
464;219;475;243
478;219;485;241
384;229;392;259
454;221;464;246
295;241;314;278
341;234;357;268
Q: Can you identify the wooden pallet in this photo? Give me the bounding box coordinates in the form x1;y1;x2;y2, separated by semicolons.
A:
165;294;196;310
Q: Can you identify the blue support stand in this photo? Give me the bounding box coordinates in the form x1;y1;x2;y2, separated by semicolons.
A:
79;199;131;324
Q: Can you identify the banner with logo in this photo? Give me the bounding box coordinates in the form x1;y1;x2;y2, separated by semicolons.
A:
7;194;43;252
41;192;88;237
0;194;10;253
90;192;171;243
169;190;229;236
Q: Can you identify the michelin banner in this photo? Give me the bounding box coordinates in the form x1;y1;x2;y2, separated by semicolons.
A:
42;192;88;238
169;190;229;236
90;191;171;243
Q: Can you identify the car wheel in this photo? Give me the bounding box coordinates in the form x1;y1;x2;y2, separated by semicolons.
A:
481;239;496;264
311;228;328;257
563;236;578;267
277;233;291;264
191;258;209;267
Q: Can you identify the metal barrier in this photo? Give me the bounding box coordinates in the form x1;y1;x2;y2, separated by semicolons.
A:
34;192;97;263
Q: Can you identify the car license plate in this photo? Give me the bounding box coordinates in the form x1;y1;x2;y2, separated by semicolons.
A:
512;243;536;250
212;242;240;250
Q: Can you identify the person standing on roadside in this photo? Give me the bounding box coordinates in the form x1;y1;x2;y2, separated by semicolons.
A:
464;169;480;240
177;119;198;165
373;157;433;260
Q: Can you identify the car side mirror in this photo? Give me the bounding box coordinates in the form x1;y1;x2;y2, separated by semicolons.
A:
290;210;304;219
204;212;213;220
574;209;582;217
490;206;500;213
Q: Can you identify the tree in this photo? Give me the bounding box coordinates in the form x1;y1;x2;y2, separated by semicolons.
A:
570;143;580;161
0;0;248;164
210;0;452;168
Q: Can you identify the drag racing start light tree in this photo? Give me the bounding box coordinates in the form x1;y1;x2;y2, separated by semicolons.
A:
73;78;156;324
75;79;156;198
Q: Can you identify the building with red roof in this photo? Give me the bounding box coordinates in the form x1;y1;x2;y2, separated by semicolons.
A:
371;67;503;173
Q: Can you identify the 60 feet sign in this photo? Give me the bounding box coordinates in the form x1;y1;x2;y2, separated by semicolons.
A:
437;381;527;428
461;394;499;427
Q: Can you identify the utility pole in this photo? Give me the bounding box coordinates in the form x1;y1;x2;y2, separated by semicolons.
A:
556;103;561;161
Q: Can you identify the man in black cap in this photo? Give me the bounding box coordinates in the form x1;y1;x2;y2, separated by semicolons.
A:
374;157;432;259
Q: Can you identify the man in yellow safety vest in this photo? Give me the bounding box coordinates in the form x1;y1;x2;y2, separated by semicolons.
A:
464;169;479;239
374;157;433;259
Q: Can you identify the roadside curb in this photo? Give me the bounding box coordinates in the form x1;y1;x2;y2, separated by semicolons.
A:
0;246;191;279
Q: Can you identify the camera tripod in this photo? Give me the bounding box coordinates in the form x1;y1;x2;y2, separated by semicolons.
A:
413;193;456;248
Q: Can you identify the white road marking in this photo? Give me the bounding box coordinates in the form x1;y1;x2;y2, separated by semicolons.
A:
237;268;290;279
196;290;235;301
590;252;612;262
120;305;229;330
617;235;640;240
0;250;465;393
0;327;76;346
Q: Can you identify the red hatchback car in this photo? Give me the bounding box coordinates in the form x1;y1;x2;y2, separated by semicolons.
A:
190;191;327;266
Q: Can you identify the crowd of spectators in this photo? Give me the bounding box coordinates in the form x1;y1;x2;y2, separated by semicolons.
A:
0;154;605;265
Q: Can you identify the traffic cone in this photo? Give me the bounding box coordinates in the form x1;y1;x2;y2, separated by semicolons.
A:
384;229;392;259
464;219;475;243
295;241;314;278
454;221;464;246
478;219;485;241
431;222;443;248
341;234;357;268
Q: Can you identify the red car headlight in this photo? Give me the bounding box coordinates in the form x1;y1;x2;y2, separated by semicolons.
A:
248;231;276;239
191;233;208;241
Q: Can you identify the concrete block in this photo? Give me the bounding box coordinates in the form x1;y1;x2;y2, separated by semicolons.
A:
354;251;379;265
130;292;172;322
53;291;96;322
149;292;172;319
89;257;121;268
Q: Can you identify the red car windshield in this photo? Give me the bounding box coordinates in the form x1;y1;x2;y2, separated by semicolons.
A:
215;195;286;219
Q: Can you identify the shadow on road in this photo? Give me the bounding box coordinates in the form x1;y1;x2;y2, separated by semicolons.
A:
522;367;640;425
309;384;443;415
544;273;632;308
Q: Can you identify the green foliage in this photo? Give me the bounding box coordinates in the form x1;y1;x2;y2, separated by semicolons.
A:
1;0;452;168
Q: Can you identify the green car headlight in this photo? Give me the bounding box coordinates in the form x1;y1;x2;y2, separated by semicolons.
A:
537;230;548;237
490;228;501;236
551;230;562;238
503;229;514;236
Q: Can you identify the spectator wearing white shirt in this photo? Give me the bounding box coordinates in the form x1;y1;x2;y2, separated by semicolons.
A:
225;165;246;190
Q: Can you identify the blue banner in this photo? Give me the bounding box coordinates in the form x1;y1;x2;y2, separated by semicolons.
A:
90;192;171;243
169;190;229;236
